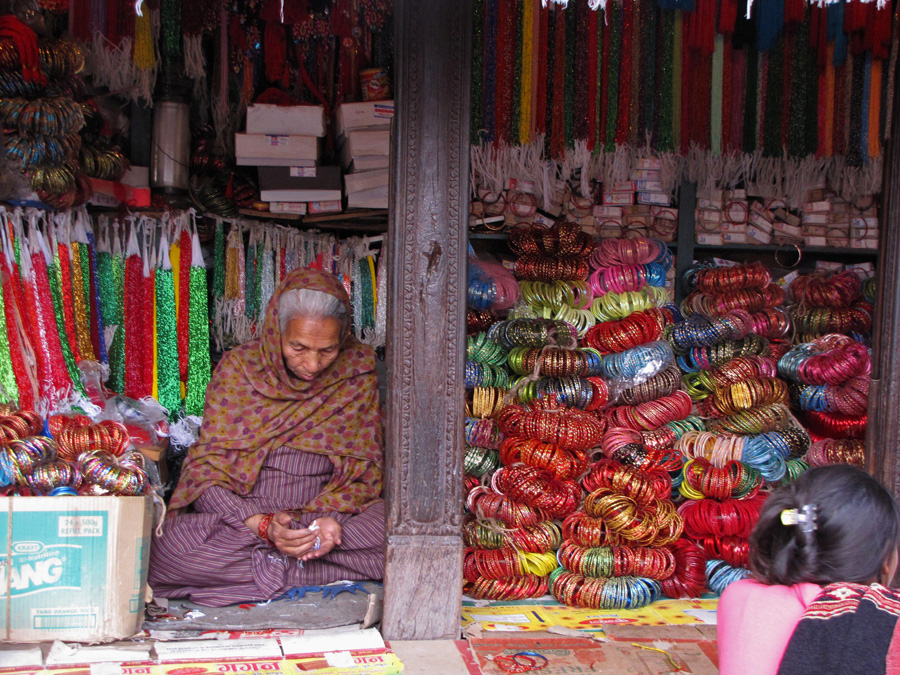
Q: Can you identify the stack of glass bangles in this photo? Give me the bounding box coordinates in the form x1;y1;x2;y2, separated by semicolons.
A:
463;520;562;552
678;494;767;539
507;346;603;378
548;567;662;609
487;318;579;349
581;488;683;547
581;459;672;503
513;375;609;411
583;309;668;353
492;465;581;519
777;338;871;386
498;437;590;480
497;398;606;451
591;287;669;322
556;540;676;580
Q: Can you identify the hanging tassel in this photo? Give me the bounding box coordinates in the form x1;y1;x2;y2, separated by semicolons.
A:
107;226;127;394
141;225;156;401
0;244;36;410
124;227;146;399
258;230;276;325
85;224;108;365
155;233;181;418
185;230;211;418
177;225;191;383
71;233;96;362
55;220;80;363
46;225;84;394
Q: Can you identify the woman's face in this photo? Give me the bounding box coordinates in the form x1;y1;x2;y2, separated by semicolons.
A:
281;315;343;381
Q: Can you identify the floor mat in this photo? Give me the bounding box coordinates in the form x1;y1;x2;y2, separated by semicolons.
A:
144;581;383;633
467;631;719;675
461;596;718;634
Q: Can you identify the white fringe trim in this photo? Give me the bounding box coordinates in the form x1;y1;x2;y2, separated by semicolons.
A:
471;142;883;208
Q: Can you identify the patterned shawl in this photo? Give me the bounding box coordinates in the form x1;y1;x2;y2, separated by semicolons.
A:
777;582;900;675
169;268;383;515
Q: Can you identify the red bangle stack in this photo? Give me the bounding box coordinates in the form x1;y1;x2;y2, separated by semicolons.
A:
257;513;275;545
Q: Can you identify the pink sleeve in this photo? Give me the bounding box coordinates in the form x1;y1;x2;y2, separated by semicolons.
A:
718;579;821;675
886;618;900;675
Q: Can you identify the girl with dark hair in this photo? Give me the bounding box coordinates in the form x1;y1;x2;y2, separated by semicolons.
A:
718;464;900;675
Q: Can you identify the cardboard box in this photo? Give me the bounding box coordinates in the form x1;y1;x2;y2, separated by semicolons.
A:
307;200;343;214
773;208;801;227
804;200;832;213
636;180;664;192
746;225;773;244
258;166;342;202
773;222;802;238
696;233;724;246
0;495;153;643
636;191;671;206
269;202;308;215
602;191;634;206
341;129;390;160
723;231;749;244
506;177;536;195
88;179;151;208
335;101;394;137
632;169;660;180
696;208;722;224
750;212;774;234
636;158;662;170
697;198;723;210
235;134;321;167
246;103;326;137
851;237;878;249
593;205;623;218
344;168;389;195
346;184;388;209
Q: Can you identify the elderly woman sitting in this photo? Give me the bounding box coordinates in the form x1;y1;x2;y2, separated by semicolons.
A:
148;269;385;606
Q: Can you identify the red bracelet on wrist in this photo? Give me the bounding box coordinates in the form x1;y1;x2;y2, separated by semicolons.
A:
257;513;275;545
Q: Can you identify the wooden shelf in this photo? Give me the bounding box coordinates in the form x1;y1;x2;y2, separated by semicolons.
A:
468;230;678;249
694;243;877;257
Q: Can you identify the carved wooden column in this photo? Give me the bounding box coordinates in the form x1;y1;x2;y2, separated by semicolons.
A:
382;0;473;640
867;54;900;498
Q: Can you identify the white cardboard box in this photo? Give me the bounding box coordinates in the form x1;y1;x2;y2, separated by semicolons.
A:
246;103;326;137
269;202;308;214
235;134;321;167
336;101;394;137
341;129;391;159
0;495;153;643
344;168;389;195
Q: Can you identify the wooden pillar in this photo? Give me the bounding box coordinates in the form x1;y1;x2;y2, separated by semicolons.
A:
867;54;900;496
382;0;473;640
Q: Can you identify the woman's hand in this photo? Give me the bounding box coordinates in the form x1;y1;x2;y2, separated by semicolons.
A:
243;512;341;559
300;516;342;562
269;513;341;560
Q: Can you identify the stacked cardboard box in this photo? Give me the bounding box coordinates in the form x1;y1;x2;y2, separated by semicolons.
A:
801;189;849;247
337;100;394;209
633;158;671;207
235;103;343;215
694;184;879;251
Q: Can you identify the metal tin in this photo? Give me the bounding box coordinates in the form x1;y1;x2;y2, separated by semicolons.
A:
150;100;190;192
360;67;391;101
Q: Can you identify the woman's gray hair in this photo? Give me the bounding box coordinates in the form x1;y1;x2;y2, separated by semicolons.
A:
278;288;350;334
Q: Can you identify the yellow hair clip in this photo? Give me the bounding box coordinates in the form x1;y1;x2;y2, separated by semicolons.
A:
780;504;817;533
